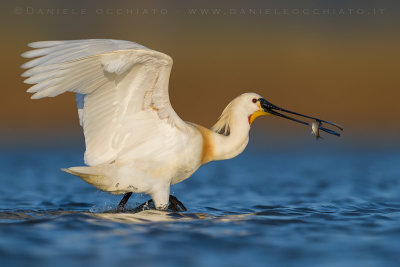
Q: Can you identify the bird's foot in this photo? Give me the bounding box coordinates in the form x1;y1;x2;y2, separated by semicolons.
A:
117;194;186;213
168;195;187;212
132;199;154;212
129;195;186;213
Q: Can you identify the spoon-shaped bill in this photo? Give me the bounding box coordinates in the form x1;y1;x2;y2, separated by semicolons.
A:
259;98;343;137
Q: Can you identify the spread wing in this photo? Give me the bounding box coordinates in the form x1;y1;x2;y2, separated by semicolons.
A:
22;39;190;166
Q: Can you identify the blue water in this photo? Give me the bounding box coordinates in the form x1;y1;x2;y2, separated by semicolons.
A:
0;144;399;266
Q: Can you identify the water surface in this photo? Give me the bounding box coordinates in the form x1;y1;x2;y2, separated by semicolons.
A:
0;145;399;266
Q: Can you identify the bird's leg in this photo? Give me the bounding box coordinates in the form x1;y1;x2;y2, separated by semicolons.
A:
117;192;132;210
168;195;187;212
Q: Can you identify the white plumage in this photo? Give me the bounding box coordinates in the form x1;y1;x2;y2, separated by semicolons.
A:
22;39;188;167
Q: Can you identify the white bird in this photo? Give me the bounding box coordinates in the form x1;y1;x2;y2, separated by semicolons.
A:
21;39;343;211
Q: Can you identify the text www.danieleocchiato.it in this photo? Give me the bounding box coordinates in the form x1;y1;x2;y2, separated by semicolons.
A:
14;7;385;16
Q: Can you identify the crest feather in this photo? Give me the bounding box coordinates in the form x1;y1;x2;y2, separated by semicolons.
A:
211;101;234;136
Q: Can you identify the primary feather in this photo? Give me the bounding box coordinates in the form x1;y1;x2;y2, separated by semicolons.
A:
22;39;190;166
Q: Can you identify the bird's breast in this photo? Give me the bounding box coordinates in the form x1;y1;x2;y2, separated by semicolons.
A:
194;124;215;165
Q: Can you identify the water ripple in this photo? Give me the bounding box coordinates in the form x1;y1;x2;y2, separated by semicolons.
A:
1;149;400;266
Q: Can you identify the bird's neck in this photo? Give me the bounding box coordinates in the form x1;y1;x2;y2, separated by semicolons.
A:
207;110;251;162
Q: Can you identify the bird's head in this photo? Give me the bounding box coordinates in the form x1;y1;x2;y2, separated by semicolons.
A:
244;93;270;125
235;93;275;125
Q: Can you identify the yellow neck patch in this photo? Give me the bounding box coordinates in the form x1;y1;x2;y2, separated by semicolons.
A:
248;110;269;125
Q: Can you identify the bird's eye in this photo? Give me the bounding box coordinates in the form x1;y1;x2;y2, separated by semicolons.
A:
252;98;257;103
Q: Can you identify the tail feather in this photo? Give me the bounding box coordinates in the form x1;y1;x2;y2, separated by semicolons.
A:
62;166;116;193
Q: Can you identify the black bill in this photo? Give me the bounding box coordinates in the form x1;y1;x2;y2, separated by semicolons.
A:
259;98;343;137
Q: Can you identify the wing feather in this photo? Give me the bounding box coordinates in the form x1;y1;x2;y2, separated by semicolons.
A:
22;39;189;166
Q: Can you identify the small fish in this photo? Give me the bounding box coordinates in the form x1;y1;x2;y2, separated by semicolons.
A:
311;120;322;139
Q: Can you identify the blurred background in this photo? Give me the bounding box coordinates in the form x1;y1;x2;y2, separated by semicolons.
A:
1;0;399;150
1;1;400;266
